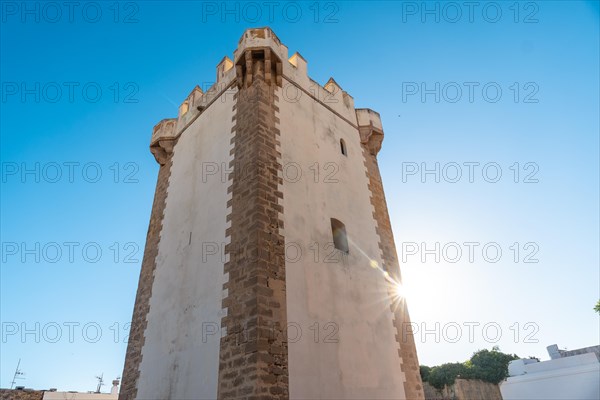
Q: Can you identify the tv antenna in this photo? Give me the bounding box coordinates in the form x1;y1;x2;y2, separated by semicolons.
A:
10;359;25;389
95;373;104;393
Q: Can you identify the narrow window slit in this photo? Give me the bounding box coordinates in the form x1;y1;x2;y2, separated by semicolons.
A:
331;218;349;253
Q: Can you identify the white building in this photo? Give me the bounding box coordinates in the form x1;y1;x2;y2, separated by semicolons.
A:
500;344;600;400
42;379;119;400
1;379;119;400
43;392;116;400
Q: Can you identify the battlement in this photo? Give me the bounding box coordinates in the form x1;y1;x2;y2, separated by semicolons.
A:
357;108;383;131
150;118;177;164
216;56;234;83
150;118;177;147
178;86;203;117
233;27;288;65
356;108;384;156
152;27;382;160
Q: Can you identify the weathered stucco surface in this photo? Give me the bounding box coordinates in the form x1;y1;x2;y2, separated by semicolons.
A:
136;86;235;399
278;79;407;399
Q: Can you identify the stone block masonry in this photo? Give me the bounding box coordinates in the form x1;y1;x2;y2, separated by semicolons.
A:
0;390;44;400
361;119;424;399
119;138;176;400
219;49;289;399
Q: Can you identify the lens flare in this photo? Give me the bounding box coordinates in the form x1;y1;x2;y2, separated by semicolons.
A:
394;282;405;299
345;236;411;312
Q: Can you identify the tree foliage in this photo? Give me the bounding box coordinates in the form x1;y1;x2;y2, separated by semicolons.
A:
468;348;520;384
594;299;600;314
426;362;472;389
419;365;431;382
420;347;520;389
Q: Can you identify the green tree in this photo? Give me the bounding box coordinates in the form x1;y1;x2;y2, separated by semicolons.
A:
425;347;520;389
420;365;431;382
427;363;472;389
468;348;520;384
594;300;600;313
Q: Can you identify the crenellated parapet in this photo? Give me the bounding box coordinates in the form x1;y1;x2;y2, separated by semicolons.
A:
233;27;288;67
149;27;380;160
233;28;284;88
356;108;384;156
216;56;234;83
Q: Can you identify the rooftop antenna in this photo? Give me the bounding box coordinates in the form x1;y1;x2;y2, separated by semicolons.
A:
95;373;104;393
10;359;25;389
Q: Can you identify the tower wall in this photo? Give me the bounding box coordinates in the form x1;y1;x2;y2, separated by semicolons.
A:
119;129;176;400
121;27;423;400
278;76;407;399
122;83;237;399
363;139;424;399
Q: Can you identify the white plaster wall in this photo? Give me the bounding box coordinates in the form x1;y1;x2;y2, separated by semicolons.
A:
137;89;235;399
278;79;407;399
500;353;600;400
44;393;116;400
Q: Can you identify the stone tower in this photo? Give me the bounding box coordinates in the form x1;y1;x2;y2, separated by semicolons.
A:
120;28;423;400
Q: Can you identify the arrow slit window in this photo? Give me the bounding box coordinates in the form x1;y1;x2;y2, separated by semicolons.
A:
331;218;349;253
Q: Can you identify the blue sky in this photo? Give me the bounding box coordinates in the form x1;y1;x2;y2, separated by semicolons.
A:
1;0;599;392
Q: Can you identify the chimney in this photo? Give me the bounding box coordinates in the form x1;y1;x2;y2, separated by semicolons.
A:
547;344;562;359
111;379;120;395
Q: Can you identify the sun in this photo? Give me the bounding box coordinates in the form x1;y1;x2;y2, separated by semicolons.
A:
394;282;405;299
